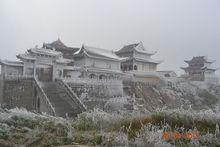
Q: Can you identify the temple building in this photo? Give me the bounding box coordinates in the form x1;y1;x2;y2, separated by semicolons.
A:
115;42;162;84
43;38;79;59
0;40;163;84
115;42;162;73
73;45;125;80
181;56;219;84
0;45;75;81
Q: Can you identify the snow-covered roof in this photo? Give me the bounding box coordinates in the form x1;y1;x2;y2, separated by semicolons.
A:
184;56;216;64
17;53;36;61
0;59;24;67
116;42;156;55
28;47;62;57
74;45;125;61
43;38;79;52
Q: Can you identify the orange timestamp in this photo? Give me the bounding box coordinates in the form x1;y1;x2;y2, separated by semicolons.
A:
163;131;200;140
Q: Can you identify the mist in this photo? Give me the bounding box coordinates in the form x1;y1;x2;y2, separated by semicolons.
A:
0;0;220;76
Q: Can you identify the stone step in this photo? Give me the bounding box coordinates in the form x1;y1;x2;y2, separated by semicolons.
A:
41;81;85;118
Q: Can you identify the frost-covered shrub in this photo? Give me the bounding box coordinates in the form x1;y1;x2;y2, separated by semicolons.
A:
0;107;76;146
73;131;102;145
73;108;123;131
102;131;129;147
133;124;172;147
152;106;220;133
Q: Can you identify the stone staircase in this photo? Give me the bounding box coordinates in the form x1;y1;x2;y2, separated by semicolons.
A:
41;81;86;118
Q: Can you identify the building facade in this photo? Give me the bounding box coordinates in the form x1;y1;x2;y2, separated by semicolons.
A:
115;42;162;73
181;56;219;84
0;45;75;81
73;45;125;80
115;42;162;84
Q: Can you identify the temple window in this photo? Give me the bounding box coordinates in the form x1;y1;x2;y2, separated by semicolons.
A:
134;65;137;70
99;74;106;80
89;74;96;79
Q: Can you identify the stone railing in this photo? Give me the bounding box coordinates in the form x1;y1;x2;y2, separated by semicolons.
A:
33;78;56;116
56;79;86;111
4;74;33;80
62;77;122;86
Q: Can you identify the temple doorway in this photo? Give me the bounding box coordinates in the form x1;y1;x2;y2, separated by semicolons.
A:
36;67;52;81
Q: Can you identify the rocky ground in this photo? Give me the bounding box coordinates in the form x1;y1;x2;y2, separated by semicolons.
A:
124;80;220;113
1;80;220;146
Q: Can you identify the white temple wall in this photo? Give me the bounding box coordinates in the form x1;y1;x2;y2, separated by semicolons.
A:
3;65;23;75
23;62;34;75
134;61;157;72
35;56;53;65
74;58;85;67
85;57;120;70
205;74;219;84
52;63;64;80
64;70;81;78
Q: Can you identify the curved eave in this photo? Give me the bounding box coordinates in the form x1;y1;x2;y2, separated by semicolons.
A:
184;60;191;64
202;67;217;71
0;59;24;67
134;49;156;56
28;49;62;57
205;60;216;64
181;67;189;71
16;54;36;61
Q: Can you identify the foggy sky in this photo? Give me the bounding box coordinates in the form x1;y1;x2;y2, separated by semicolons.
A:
0;0;220;76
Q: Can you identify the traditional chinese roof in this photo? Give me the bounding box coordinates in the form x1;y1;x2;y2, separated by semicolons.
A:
202;67;218;71
74;45;126;61
181;56;218;73
0;59;24;67
28;47;62;57
43;38;79;52
17;53;36;61
184;56;215;64
115;42;156;55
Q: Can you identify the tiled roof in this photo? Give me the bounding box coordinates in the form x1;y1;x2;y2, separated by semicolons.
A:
74;45;125;61
28;47;62;56
0;59;24;66
116;42;156;55
185;56;215;64
44;38;79;52
17;53;36;61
